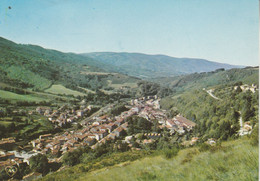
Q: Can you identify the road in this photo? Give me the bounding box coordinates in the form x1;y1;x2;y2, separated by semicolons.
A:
239;112;243;128
205;89;221;100
81;103;115;125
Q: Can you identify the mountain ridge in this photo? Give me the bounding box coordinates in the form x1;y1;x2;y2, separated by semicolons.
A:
82;52;243;79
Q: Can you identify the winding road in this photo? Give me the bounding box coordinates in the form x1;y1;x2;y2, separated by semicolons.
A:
204;88;249;136
204;89;221;100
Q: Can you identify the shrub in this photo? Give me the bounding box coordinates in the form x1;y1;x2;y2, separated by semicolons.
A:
164;147;179;159
137;171;157;181
250;124;259;146
199;143;211;152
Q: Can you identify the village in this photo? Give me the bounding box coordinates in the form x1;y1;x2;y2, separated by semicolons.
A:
30;96;197;158
0;96;197;179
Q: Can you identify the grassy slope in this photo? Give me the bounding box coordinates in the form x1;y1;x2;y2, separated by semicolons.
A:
40;139;258;181
81;139;258;181
45;84;86;96
0;90;46;102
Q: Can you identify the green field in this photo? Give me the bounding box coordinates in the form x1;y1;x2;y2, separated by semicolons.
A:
107;80;138;89
45;84;86;96
0;120;13;127
78;87;96;94
0;90;45;102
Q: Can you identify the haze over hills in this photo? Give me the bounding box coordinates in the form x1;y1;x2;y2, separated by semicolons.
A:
82;52;243;79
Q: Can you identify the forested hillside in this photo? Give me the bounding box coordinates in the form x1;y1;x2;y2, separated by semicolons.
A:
153;67;259;93
161;67;259;141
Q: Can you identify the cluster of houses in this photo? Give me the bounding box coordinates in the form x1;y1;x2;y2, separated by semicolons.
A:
238;121;253;136
30;116;130;157
27;96;163;156
131;96;197;134
35;104;92;128
30;97;163;155
234;84;258;93
165;115;197;134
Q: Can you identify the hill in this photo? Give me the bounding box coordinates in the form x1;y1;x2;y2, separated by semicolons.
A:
152;67;259;93
0;37;174;100
82;52;242;79
39;138;258;181
0;37;150;98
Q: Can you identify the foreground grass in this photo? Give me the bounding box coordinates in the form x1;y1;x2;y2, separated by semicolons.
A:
78;139;258;181
39;138;258;181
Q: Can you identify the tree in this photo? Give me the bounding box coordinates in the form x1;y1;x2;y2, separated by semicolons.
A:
250;124;259;146
29;154;49;175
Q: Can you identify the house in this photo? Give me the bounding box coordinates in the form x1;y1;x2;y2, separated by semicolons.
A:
207;138;216;145
99;126;108;132
100;115;107;121
114;121;121;127
23;172;42;181
51;145;61;155
244;122;252;131
107;133;117;140
83;138;96;146
67;117;76;123
121;122;128;130
173;115;196;129
143;139;155;144
31;139;41;148
166;119;178;131
105;123;117;133
0;138;16;150
92;121;100;126
77;134;89;141
0;152;15;161
0;159;18;170
90;126;99;132
125;136;133;144
39;134;52;140
191;137;199;145
77;110;84;117
92;130;107;140
36;107;44;114
113;127;125;137
177;127;185;134
87;134;97;140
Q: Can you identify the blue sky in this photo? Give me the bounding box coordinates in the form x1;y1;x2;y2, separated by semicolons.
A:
0;0;258;66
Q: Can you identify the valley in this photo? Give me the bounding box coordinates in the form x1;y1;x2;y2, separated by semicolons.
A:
0;37;258;181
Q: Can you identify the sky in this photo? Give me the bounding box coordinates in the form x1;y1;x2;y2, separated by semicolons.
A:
0;0;258;66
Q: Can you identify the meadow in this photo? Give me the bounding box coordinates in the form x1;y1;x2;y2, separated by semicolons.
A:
45;84;86;97
0;90;45;102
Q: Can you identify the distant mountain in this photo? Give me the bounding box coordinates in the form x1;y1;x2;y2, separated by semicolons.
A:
82;52;243;79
